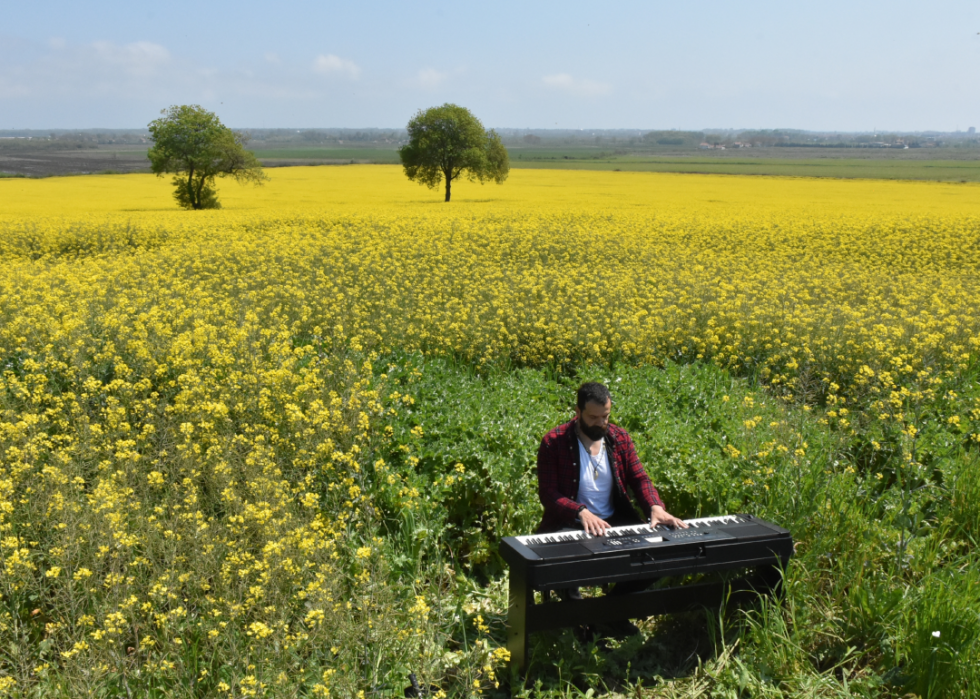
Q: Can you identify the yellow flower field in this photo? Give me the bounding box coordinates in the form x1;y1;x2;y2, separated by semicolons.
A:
1;166;980;695
3;166;978;401
4;163;980;216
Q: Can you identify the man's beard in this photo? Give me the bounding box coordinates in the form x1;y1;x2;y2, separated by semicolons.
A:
580;422;607;441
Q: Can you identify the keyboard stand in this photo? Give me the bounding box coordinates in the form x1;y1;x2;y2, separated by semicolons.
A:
507;563;782;674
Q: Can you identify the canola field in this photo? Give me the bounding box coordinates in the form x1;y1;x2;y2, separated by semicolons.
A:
1;166;980;698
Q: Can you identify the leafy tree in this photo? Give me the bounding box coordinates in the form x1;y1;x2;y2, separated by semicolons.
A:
399;104;509;202
147;105;266;210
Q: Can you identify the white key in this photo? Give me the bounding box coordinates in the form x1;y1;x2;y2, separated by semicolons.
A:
514;514;746;545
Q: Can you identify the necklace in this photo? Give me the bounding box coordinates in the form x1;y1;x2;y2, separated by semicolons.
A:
581;439;604;480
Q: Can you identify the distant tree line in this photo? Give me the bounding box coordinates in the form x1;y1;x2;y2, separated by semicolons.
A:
5;126;978;155
501;128;979;150
641;131;705;147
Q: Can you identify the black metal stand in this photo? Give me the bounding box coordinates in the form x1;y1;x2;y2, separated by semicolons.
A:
507;565;781;674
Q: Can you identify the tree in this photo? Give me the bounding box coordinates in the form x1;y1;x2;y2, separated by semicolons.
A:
147;105;267;210
399;104;509;202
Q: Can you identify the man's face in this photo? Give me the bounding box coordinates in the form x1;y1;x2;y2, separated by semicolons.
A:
575;399;611;441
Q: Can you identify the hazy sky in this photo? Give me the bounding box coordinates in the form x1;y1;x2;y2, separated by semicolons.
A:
2;0;979;131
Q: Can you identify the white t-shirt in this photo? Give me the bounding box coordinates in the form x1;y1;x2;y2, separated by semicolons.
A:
578;439;614;519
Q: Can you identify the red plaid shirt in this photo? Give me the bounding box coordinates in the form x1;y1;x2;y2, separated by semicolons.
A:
536;418;665;533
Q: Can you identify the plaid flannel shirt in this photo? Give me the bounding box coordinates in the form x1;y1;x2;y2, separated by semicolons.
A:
535;418;665;533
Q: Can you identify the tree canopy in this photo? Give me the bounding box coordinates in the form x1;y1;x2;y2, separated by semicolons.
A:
398;104;509;202
147;105;267;210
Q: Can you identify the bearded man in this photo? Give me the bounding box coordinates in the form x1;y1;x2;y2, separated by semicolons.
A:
535;381;687;636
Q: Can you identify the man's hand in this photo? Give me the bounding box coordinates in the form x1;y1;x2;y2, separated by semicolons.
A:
650;505;688;529
579;509;611;536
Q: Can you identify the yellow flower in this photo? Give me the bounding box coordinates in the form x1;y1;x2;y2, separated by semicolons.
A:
247;622;273;639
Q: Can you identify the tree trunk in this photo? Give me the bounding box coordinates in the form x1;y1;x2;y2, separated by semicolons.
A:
187;166;195;209
195;176;206;210
444;176;452;202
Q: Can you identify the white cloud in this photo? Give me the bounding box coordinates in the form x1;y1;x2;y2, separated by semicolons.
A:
90;41;171;77
542;73;611;97
0;40;175;100
312;54;360;79
0;38;323;111
264;52;282;65
0;37;402;126
406;66;467;91
414;68;448;89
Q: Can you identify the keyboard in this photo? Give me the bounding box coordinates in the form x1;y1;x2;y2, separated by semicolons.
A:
501;513;793;589
515;514;749;548
501;512;793;673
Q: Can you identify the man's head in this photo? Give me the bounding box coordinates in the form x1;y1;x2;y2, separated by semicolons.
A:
575;382;612;441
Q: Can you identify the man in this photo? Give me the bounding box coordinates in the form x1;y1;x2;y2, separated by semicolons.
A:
536;381;687;635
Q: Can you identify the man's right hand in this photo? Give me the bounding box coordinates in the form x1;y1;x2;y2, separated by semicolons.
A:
579;509;611;537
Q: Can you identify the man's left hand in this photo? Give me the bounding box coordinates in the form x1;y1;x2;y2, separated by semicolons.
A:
650;505;688;529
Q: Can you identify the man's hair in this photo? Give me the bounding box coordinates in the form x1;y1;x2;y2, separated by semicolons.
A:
577;382;612;410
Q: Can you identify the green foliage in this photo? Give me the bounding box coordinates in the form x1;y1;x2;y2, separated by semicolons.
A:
371;354;980;697
147;105;267;210
172;177;221;210
377;359;563;571
379;359;834;571
399;104;509;201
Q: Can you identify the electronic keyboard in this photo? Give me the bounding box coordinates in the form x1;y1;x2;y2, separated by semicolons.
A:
501;513;794;672
515;514;750;547
502;514;792;589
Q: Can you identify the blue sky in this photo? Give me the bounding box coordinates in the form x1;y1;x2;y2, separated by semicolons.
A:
2;0;979;131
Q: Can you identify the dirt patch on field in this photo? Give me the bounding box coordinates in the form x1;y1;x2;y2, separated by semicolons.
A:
0;149;376;178
0;147;152;177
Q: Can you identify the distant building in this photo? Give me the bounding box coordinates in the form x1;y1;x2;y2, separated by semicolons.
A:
969;127;976;135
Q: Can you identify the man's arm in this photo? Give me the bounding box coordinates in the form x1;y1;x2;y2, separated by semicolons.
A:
537;433;585;527
618;433;687;529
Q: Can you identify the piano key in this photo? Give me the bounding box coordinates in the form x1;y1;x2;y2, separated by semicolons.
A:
513;514;757;546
